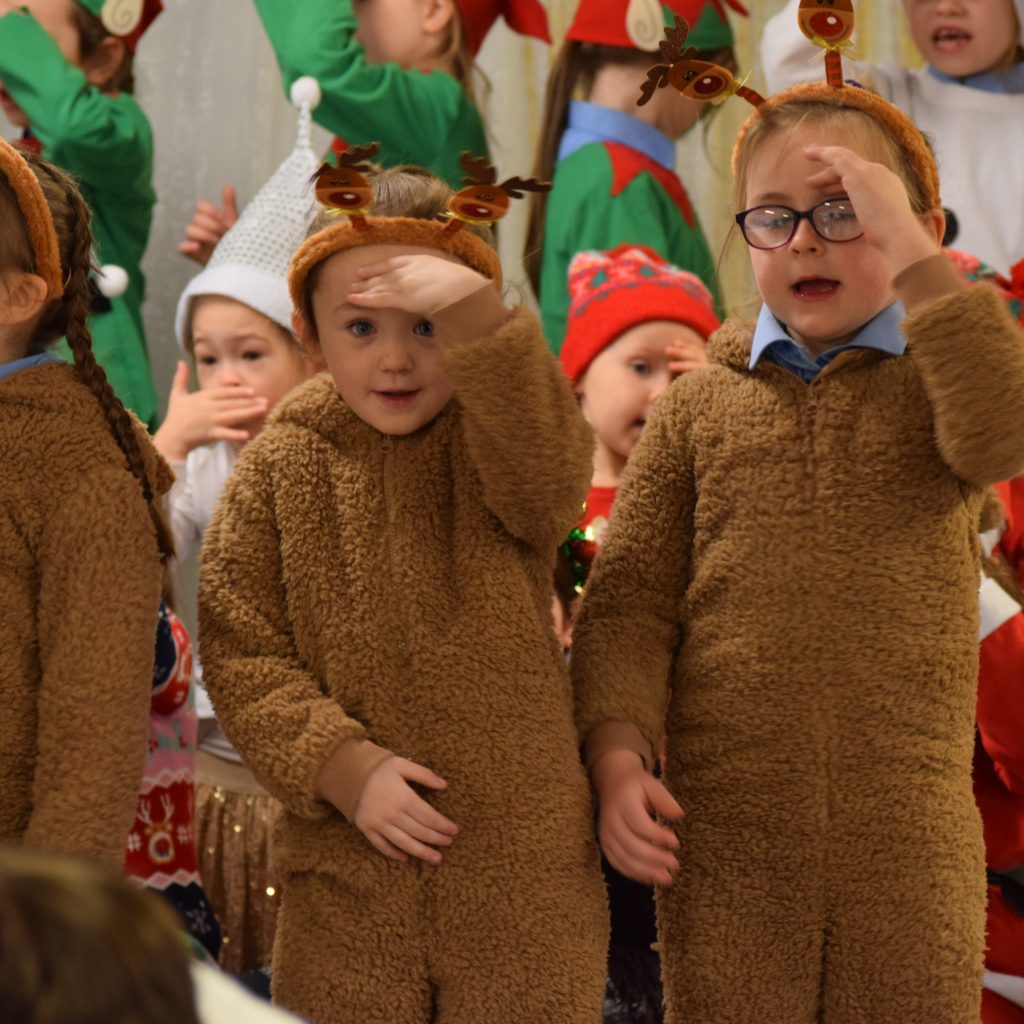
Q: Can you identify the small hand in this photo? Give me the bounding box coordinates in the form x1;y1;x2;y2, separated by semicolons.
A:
592;749;683;886
177;185;239;265
666;336;709;376
152;361;266;462
348;254;499;320
803;144;942;277
353;756;459;864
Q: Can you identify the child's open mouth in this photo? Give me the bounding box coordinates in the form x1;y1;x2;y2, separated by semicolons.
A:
933;27;972;54
375;389;419;408
792;278;839;299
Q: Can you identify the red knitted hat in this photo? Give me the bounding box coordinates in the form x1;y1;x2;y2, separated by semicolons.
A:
566;0;747;53
560;244;720;384
456;0;551;57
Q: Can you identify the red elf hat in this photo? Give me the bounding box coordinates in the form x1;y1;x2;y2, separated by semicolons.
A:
456;0;552;57
76;0;163;53
566;0;748;54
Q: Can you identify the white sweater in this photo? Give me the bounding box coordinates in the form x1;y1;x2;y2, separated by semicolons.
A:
169;441;241;762
762;0;1024;276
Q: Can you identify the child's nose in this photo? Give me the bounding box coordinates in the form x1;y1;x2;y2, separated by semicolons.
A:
379;338;414;372
214;362;244;387
788;216;821;253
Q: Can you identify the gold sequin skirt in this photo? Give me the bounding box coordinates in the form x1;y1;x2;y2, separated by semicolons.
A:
195;750;282;973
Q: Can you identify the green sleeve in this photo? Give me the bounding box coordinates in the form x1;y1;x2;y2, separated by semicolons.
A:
539;144;720;354
252;0;487;187
0;11;152;194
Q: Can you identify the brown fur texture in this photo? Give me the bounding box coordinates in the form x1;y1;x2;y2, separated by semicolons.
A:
572;277;1024;1023
0;363;169;864
0;137;63;297
199;308;608;1023
288;216;503;312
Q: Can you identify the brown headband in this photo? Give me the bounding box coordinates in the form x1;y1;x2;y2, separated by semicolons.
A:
288;216;503;313
0;137;64;299
732;81;942;212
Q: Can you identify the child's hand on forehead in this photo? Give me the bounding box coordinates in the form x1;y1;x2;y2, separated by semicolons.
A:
803;143;942;278
348;253;503;329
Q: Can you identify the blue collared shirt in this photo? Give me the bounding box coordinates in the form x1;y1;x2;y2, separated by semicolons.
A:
749;302;906;383
557;100;676;169
0;352;61;382
927;62;1024;95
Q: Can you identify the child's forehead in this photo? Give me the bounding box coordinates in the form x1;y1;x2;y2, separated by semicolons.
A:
189;295;291;346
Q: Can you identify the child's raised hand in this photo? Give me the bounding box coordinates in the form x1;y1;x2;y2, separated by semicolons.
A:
152;361;266;463
803;144;942;278
348;254;500;324
352;756;459;864
177;185;239;266
666;335;709;376
592;749;683;887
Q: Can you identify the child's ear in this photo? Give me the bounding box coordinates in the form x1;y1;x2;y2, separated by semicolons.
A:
0;272;48;326
919;207;947;249
82;35;127;90
422;0;456;36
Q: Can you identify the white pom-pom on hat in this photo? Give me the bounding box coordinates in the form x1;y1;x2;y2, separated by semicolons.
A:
96;264;129;298
289;76;322;111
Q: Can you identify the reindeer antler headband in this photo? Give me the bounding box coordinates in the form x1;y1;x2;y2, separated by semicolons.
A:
0;137;64;300
290;151;551;309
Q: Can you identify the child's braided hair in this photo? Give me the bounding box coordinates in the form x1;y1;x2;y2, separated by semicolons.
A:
0;152;173;563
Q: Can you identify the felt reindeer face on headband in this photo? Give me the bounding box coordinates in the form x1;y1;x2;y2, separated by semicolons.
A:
444;154;550;234
312;143;381;221
639;15;764;109
798;0;855;46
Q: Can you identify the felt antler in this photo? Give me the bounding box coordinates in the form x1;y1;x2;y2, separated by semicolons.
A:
312;142;382;228
639;15;699;107
497;175;552;199
336;141;381;171
459;153;499;186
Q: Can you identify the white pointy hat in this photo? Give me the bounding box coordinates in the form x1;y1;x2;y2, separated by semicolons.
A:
174;77;323;349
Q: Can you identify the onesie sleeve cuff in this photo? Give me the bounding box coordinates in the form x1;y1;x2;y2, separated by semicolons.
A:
584;721;654;773
314;737;395;821
893;252;965;313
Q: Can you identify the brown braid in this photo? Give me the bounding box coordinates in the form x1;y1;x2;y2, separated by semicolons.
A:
17;154;174;564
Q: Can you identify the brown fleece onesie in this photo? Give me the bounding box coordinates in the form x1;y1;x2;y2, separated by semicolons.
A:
0;363;167;866
199;307;608;1024
572;257;1024;1024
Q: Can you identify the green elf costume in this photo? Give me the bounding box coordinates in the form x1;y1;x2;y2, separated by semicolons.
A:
539;0;746;354
0;0;161;428
252;0;549;189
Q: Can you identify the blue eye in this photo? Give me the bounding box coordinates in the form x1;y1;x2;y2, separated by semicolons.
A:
414;319;435;337
349;320;375;337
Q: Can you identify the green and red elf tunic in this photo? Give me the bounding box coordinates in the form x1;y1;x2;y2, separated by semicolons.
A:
252;0;549;189
539;0;745;353
0;2;160;428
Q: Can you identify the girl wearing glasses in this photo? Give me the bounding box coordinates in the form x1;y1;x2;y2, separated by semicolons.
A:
571;80;1024;1024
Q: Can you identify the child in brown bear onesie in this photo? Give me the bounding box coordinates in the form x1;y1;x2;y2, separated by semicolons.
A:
0;140;170;867
571;82;1024;1024
198;167;608;1023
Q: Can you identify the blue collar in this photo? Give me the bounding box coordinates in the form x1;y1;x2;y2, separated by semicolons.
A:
557;101;676;170
749;302;906;382
927;62;1024;94
0;352;61;382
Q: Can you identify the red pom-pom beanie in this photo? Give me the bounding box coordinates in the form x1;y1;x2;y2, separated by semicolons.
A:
559;244;720;384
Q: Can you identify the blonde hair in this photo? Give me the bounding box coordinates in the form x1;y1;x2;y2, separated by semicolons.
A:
732;100;934;217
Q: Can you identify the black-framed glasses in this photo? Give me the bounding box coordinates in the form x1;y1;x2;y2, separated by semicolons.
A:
734;197;862;250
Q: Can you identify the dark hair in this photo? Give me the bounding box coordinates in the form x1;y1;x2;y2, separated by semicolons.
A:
70;3;135;94
301;165;496;335
523;40;735;295
0;847;201;1024
0;152;173;563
